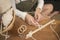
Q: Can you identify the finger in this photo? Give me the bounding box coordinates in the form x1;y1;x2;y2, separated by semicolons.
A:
28;19;32;25
37;14;43;21
34;12;38;20
31;18;39;26
37;15;40;22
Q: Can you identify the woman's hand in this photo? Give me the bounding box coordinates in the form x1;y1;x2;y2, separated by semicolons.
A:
34;8;45;22
25;14;38;26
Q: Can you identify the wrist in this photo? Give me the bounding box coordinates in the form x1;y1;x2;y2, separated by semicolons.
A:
36;8;42;12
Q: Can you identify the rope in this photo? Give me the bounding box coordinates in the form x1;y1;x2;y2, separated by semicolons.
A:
50;24;60;40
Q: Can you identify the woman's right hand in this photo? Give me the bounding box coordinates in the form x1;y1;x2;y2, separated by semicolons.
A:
25;14;39;26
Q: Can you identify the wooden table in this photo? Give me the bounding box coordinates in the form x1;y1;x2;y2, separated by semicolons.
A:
6;14;60;40
0;13;60;40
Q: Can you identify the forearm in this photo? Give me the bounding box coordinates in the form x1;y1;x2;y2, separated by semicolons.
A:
15;9;27;20
37;0;44;11
10;0;27;20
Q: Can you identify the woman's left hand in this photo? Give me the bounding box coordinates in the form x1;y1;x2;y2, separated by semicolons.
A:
34;8;45;22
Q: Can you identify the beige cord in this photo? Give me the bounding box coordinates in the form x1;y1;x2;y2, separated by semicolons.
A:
0;21;10;40
18;25;27;34
26;19;55;39
50;23;60;40
32;36;36;40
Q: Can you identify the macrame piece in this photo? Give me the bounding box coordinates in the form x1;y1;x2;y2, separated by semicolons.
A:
26;19;55;40
2;8;13;27
18;25;27;34
0;8;15;34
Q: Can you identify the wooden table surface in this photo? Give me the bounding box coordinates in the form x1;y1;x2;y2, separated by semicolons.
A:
0;14;60;40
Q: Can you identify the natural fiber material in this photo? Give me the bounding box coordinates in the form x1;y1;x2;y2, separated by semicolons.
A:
7;16;59;40
2;8;13;27
0;10;15;33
